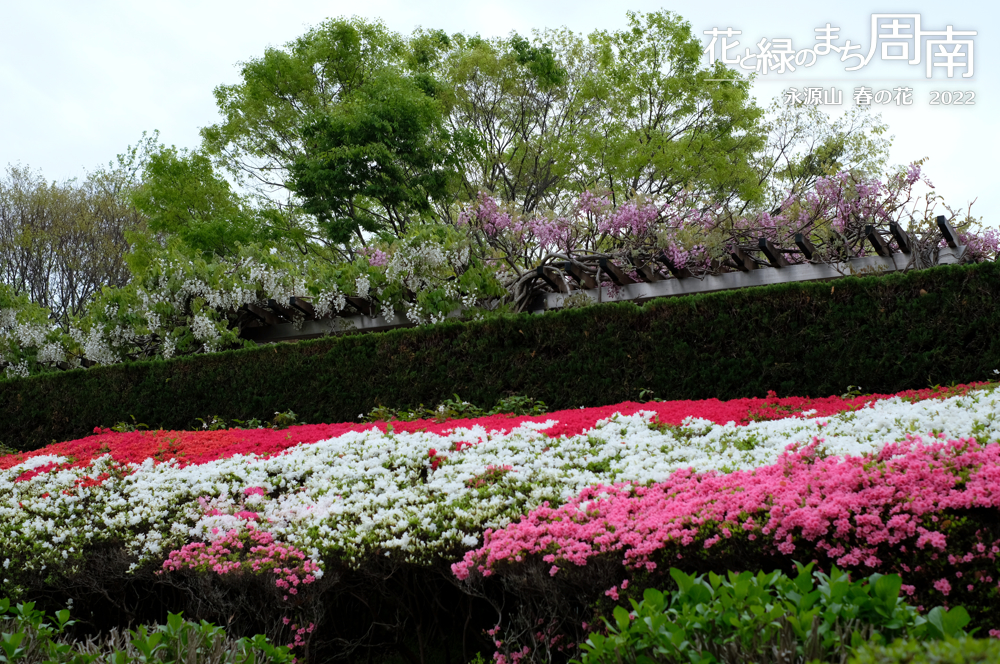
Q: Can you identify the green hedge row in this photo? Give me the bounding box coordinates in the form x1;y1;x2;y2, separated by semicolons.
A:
3;262;1000;451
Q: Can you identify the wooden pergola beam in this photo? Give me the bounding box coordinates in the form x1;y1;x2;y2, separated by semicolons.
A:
730;247;756;272
246;303;280;326
289;296;316;318
536;266;570;293
938;215;960;248
864;225;892;257
598;258;637;286
758;238;789;268
560;262;598;289
794;233;817;260
656;252;693;279
889;222;912;254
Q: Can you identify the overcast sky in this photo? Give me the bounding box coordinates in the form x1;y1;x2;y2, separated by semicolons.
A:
1;0;994;223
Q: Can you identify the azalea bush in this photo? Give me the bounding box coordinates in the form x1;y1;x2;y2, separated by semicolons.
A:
453;420;1000;659
2;383;1000;661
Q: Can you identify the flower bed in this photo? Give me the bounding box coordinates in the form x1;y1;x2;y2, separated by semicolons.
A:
457;433;1000;659
0;384;996;577
454;436;1000;587
3;382;1000;659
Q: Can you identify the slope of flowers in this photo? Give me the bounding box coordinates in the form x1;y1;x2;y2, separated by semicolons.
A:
1;385;998;589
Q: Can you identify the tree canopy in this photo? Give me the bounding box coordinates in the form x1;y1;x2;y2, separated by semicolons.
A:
199;11;772;251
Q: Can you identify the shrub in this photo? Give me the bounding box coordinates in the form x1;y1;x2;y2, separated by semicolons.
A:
0;598;293;664
362;393;549;423
456;434;1000;659
849;637;1000;664
575;566;970;664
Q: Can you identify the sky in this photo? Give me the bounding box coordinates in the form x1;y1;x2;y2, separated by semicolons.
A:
0;0;995;223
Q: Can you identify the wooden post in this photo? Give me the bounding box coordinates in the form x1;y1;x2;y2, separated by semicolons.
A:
888;221;912;254
937;215;959;248
864;225;892;257
758;238;789;268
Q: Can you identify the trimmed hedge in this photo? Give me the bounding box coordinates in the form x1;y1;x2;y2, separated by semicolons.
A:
2;262;1000;451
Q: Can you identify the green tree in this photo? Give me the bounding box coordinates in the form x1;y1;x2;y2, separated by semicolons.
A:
288;70;457;246
583;10;765;209
439;28;586;216
0;136;151;329
201;11;769;238
755;102;893;213
202;17;407;196
131;146;282;258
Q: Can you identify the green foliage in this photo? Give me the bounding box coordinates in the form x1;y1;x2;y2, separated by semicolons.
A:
361;394;548;423
290;70;456;243
201;17;407;200
203;11;769;235
849;637;1000;664
508;33;567;89
270;409;299;429
0;599;293;664
110;415;148;433
69;243;261;362
193;410;296;431
576;565;969;664
759;103;892;210
2;262;1000;451
0;144;150;328
585;10;765;208
0;284;78;378
194;415;228;431
131;147;285;258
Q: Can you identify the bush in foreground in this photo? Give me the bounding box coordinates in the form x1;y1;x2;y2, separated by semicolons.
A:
0;598;293;664
574;566;969;664
849;637;1000;664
